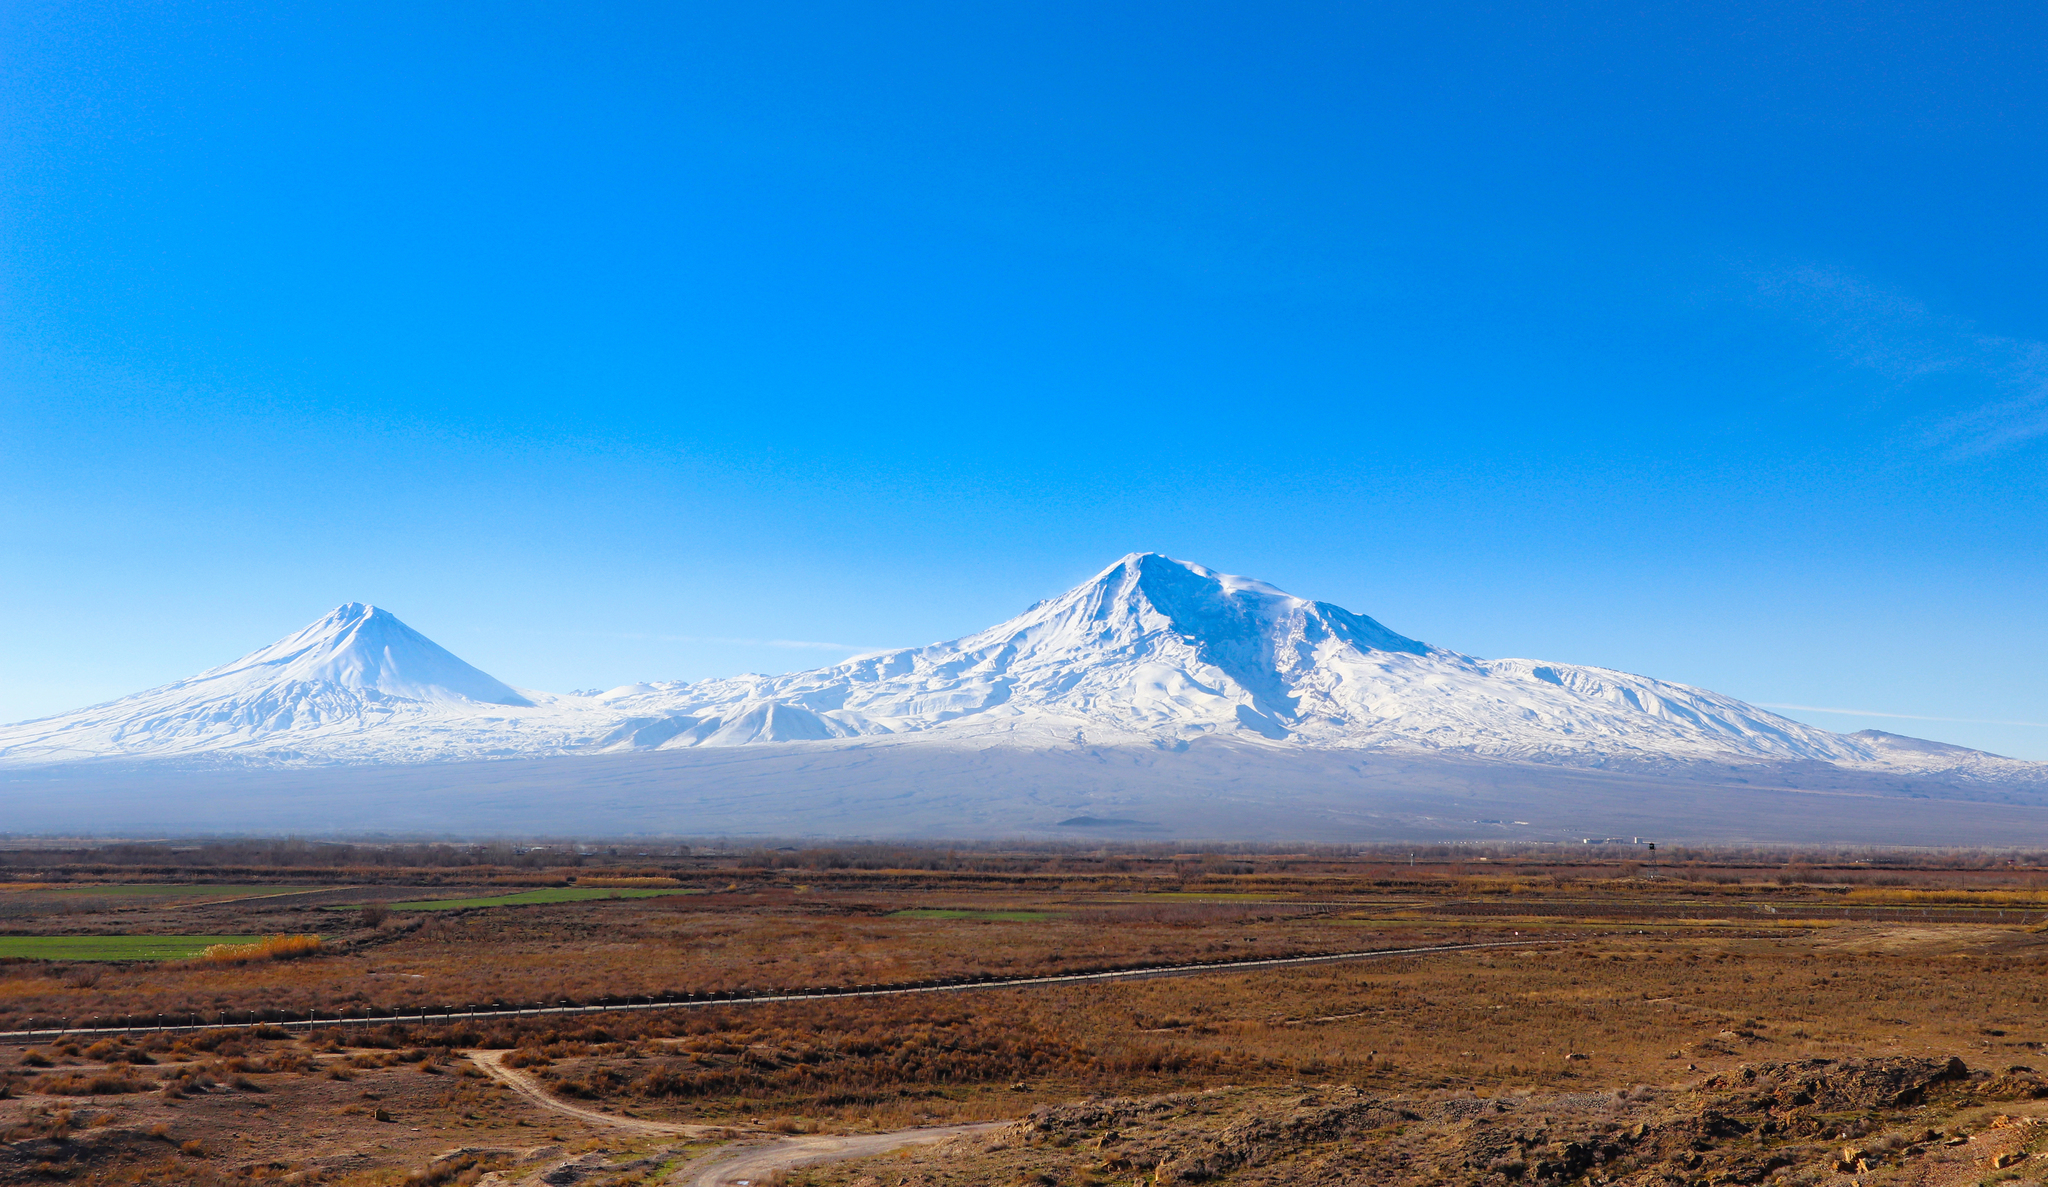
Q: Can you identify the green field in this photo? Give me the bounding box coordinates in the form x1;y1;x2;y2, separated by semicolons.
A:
5;884;333;900
0;935;266;961
888;908;1058;921
337;887;704;912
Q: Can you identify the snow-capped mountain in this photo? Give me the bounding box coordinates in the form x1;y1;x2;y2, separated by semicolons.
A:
0;603;547;766
597;554;1883;767
0;555;2038;789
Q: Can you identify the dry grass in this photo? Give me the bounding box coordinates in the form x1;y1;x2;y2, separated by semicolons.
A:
3;846;2048;1184
0;895;1391;1031
272;921;2040;1135
1843;887;2048;906
7;850;2048;1034
196;934;323;965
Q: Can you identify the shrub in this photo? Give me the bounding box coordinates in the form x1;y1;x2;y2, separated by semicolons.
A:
37;1072;151;1096
200;934;324;964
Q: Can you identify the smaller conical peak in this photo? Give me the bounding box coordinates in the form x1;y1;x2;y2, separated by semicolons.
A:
206;603;533;707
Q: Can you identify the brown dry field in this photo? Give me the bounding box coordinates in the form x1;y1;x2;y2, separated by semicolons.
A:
1;842;2047;1185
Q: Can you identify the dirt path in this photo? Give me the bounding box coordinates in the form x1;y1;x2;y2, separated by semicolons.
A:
463;1048;732;1138
671;1122;1006;1187
465;1049;1004;1185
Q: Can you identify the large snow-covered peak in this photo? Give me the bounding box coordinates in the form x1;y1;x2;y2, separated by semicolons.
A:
1048;552;1432;658
613;555;1906;765
961;552;1431;672
610;554;1450;745
934;552;1435;723
202;603;531;707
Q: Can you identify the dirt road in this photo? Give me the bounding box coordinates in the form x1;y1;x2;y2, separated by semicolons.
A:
672;1123;1006;1187
464;1048;732;1138
466;1050;1003;1186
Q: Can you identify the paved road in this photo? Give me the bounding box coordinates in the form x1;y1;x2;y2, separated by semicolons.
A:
671;1123;1007;1187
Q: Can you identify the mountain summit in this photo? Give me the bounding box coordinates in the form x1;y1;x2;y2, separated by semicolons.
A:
232;603;531;707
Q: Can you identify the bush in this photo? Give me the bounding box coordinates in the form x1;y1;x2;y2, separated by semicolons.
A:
200;934;324;964
37;1072;151;1096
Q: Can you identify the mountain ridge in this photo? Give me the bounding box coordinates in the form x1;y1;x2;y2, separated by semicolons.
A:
1;554;2040;798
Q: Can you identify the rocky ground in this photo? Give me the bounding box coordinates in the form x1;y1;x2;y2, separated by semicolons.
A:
787;1057;2048;1186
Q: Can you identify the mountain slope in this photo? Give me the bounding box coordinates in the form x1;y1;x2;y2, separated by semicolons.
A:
0;557;2039;797
601;554;1882;767
0;603;543;765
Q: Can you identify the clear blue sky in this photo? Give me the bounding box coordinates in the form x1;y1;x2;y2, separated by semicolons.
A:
4;2;2047;757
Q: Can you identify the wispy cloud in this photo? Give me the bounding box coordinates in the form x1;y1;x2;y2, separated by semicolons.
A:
1749;265;2048;455
1758;702;2048;729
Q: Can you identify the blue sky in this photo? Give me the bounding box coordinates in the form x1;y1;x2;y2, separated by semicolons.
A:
4;1;2047;757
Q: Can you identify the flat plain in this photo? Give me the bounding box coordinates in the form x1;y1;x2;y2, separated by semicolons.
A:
1;841;2046;1185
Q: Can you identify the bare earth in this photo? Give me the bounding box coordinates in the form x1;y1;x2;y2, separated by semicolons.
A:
466;1047;1005;1187
465;1047;729;1138
675;1124;1008;1187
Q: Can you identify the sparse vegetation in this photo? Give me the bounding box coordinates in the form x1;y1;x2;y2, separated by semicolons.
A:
1;840;2046;1184
197;934;324;964
358;886;702;911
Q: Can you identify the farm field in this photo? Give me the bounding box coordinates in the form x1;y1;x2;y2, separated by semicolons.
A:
0;884;332;900
363;886;703;911
0;839;2045;1185
0;935;265;962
